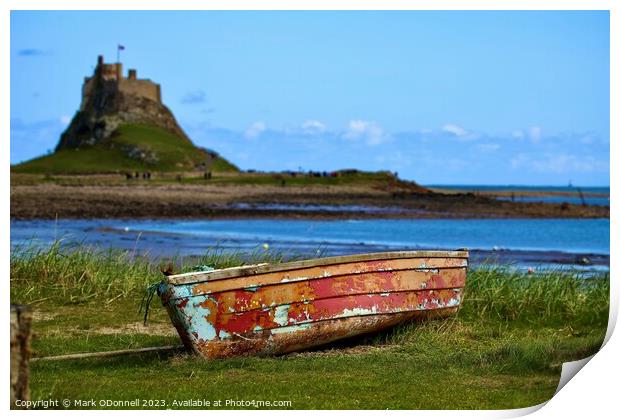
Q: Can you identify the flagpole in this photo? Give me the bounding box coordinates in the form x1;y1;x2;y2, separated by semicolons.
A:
117;44;120;63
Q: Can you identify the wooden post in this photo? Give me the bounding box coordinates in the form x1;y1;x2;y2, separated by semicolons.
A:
11;305;32;409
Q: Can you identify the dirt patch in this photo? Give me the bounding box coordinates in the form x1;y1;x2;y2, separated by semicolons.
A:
32;311;57;322
78;322;177;336
282;344;400;358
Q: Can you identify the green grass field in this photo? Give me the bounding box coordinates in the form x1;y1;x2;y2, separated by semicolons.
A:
184;170;403;186
11;124;238;174
10;167;425;195
11;245;609;409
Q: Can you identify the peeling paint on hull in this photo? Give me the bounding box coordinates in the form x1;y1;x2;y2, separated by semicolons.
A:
159;250;468;359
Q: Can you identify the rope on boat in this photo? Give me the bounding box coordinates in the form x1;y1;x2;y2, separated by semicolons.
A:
140;281;163;325
140;265;215;325
232;332;253;341
31;345;186;362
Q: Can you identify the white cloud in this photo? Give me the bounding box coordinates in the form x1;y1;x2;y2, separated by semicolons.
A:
531;154;607;173
441;123;480;141
301;120;327;134
244;121;266;139
512;130;524;139
528;126;542;143
442;123;468;137
511;153;608;174
60;115;71;125
343;120;387;145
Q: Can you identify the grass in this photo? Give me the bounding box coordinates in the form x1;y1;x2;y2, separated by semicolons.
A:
10;167;417;190
11;124;239;174
184;170;406;187
10;244;609;409
10;243;290;305
460;265;609;326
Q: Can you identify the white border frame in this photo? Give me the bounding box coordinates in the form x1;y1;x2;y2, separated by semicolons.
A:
3;2;616;419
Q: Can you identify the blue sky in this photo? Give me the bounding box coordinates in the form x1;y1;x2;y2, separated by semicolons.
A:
10;10;609;185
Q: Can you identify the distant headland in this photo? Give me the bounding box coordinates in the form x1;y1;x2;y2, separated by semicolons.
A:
12;55;237;174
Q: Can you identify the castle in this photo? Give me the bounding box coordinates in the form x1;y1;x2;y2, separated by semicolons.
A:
80;55;162;110
56;55;190;151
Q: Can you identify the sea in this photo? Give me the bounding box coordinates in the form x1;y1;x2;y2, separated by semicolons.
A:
11;217;610;273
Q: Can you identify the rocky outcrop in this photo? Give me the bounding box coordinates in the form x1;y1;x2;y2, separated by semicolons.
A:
55;70;190;151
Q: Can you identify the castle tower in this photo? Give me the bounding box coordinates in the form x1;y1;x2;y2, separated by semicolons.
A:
80;55;162;112
116;62;123;81
56;54;187;151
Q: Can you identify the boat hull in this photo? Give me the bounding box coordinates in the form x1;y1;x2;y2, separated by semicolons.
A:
158;251;468;359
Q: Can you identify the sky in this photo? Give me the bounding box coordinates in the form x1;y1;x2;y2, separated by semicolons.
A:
10;10;610;186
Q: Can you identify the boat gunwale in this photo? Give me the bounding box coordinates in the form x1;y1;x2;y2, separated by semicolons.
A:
166;250;469;285
163;265;468;301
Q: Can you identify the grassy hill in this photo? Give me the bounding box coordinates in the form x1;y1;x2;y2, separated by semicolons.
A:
12;124;238;174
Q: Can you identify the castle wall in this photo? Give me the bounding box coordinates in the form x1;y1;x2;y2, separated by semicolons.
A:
80;77;120;111
100;63;122;81
118;79;161;103
80;77;161;110
80;57;162;110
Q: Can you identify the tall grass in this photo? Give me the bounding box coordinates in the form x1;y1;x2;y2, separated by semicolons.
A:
11;242;610;330
10;242;289;305
461;266;609;326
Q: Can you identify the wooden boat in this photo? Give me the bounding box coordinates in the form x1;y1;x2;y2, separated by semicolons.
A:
158;250;468;359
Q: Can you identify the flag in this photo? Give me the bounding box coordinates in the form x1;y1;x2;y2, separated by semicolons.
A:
118;44;125;51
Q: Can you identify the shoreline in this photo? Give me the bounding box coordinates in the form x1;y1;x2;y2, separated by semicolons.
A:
11;218;610;271
9;210;613;221
141;247;611;270
10;181;610;220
